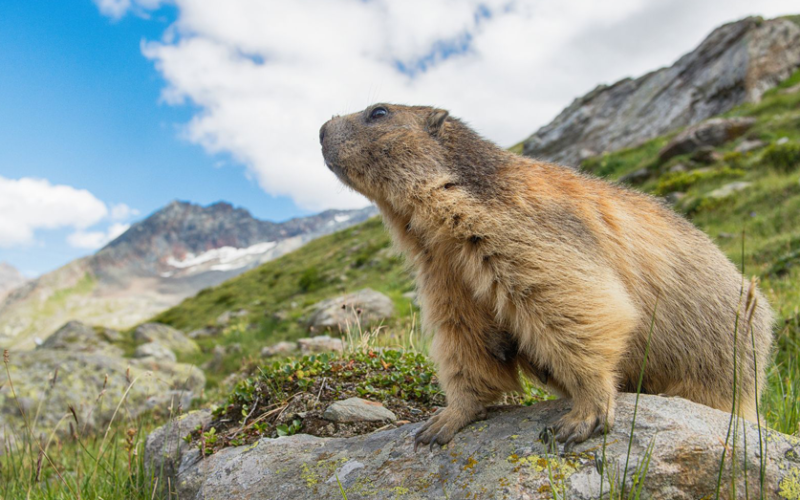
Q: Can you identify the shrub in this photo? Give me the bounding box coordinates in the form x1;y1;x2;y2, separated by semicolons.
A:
654;166;745;195
762;142;800;172
298;266;324;292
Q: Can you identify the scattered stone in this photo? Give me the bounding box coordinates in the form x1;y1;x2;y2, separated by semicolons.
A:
202;345;227;372
735;139;766;153
133;323;199;355
98;327;123;343
690;146;724;164
668;163;688;173
298;335;344;354
188;327;217;339
216;309;249;327
306;288;394;332
618;167;650;184
659;117;756;161
145;394;800;499
322;398;397;423
261;341;298;357
272;310;289;322
777;136;790;145
134;342;177;363
664;192;686;205
706;181;752;200
718;232;737;239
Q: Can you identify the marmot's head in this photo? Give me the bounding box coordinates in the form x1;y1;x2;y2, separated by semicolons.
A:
320;104;458;203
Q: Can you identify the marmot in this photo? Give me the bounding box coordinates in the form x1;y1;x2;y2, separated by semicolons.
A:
319;104;774;448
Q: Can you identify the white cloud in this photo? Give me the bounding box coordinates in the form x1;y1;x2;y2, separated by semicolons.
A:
110;203;140;220
0;176;136;250
105;0;798;210
0;177;109;248
67;223;131;250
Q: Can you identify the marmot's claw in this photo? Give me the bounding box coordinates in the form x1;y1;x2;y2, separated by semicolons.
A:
593;422;607;437
538;426;555;446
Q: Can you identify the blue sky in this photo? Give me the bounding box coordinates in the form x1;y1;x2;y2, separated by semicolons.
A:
1;0;796;278
0;1;308;276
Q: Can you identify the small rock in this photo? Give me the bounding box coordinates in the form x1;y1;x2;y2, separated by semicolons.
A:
322;397;397;423
202;345;227;371
216;309;249;327
776;137;790;145
134;342;177;363
578;148;597;162
298;335;344;354
618;167;650;184
261;341;298;357
718;232;736;239
272;310;289;322
735;139;765;153
188;328;216;339
706;181;751;200
664;192;686;205
134;323;199;355
691;146;723;164
668;163;688;173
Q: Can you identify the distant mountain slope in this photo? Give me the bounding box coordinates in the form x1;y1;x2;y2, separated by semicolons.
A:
0;263;27;301
0;201;376;348
522;16;800;167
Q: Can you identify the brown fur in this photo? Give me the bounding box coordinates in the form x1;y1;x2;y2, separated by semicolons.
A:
319;104;774;447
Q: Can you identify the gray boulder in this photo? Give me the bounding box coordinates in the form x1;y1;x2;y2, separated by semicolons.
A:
37;320;121;355
306;288;394;332
134;322;199;355
134;342;177;363
0;344;204;443
323;397;397;423
659;117;756;161
145;394;800;499
261;341;298;357
522;17;800;167
298;335;344;354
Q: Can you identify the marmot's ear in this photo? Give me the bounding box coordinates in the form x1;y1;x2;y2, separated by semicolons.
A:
426;109;449;136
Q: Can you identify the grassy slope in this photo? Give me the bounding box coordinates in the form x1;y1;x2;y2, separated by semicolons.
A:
582;69;800;433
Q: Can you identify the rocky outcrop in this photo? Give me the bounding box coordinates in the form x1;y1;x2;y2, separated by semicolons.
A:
134;322;199;355
0;321;204;444
659;117;756;161
146;394;800;499
306;288;394;332
522;16;800;167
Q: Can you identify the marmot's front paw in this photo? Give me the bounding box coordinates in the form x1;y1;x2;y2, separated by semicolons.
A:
551;408;613;450
413;406;484;452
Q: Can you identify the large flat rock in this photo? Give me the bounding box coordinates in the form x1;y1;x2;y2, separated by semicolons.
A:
146;394;800;499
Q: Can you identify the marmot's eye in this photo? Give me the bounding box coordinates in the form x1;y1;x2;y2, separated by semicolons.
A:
370;106;388;120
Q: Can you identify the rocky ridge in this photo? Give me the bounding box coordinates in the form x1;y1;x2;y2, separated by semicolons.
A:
522;16;800;167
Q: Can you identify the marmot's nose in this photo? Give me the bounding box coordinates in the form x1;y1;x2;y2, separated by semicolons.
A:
319;122;328;145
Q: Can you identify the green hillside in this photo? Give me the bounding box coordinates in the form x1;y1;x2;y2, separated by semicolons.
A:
153;69;800;434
